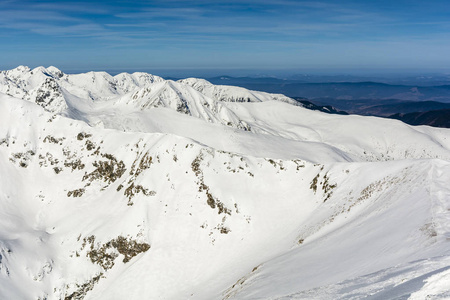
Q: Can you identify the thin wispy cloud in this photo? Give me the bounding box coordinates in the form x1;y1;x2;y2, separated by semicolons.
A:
1;0;450;72
32;2;110;14
0;10;80;23
30;24;106;37
116;7;204;19
0;1;443;41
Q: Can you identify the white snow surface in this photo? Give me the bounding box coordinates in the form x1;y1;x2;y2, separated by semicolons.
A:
178;77;300;105
0;66;449;300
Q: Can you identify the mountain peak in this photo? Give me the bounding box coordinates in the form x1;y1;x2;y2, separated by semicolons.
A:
12;65;31;73
46;66;64;78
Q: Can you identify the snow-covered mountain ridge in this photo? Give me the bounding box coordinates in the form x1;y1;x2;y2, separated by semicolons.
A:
0;66;299;131
0;66;449;299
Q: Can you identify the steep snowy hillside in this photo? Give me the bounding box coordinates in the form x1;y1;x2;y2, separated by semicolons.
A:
113;80;250;130
0;67;449;300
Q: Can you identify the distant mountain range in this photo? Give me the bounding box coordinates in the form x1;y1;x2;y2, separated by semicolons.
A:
207;77;450;103
284;73;450;86
206;73;450;86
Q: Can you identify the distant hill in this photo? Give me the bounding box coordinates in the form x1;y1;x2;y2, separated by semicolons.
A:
359;101;450;116
308;99;450;128
311;99;450;116
390;109;450;128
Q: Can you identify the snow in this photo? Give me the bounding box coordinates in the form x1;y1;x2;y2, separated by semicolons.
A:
0;66;449;300
409;267;450;300
179;77;300;106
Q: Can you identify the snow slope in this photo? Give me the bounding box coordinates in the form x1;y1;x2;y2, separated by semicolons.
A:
179;77;300;105
0;66;449;300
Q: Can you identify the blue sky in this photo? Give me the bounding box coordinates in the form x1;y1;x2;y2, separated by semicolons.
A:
1;0;450;76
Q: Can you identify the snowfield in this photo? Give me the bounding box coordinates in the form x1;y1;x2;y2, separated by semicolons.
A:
0;66;449;300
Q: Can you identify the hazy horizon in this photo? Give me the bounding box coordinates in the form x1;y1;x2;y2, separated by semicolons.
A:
6;65;450;81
